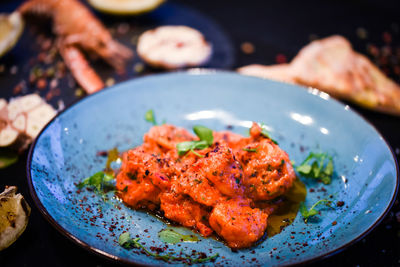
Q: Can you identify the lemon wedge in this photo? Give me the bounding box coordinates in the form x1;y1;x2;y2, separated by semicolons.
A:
0;12;24;58
88;0;165;15
0;186;31;251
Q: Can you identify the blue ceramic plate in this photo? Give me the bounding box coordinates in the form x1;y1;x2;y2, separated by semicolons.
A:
28;72;398;266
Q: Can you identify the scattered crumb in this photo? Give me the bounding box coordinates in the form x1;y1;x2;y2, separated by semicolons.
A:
134;62;145;73
105;77;115;87
241;42;255;54
356;27;368;39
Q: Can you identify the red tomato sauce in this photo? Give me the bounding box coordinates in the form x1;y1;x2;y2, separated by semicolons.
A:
116;122;296;249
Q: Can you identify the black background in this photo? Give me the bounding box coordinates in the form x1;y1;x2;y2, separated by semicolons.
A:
1;0;400;266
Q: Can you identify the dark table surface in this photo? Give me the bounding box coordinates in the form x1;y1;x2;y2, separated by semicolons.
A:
1;0;400;266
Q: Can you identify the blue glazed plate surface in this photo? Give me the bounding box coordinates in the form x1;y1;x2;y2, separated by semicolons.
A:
28;72;398;266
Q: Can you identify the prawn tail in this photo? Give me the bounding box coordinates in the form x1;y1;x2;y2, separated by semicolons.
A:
59;43;104;94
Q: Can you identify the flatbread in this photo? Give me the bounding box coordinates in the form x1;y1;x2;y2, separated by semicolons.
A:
238;35;400;116
237;64;296;84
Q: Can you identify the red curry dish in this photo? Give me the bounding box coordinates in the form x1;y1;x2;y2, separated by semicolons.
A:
116;122;296;249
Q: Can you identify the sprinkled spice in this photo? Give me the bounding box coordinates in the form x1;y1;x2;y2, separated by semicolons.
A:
241;42;255;54
275;53;287;64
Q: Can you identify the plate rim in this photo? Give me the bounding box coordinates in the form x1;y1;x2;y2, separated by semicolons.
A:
26;71;400;266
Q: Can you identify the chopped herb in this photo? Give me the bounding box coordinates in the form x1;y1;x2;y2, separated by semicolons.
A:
0;148;18;169
77;171;115;193
235;177;240;184
145;109;157;125
193;125;213;146
176;125;213;157
118;232;218;263
299;199;331;222
158;228;199;244
296;152;334;184
243;147;258;152
260;123;278;144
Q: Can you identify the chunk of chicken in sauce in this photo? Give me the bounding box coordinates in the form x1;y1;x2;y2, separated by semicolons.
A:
117;123;296;249
209;198;268;249
160;191;213;236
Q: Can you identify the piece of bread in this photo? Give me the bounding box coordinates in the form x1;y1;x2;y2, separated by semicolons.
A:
237;64;296;84
238;35;400;116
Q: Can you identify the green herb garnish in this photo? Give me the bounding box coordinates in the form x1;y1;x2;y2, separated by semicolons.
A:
77;171;115;192
176;125;213;157
158;228;199;244
145;109;157;125
296;152;333;184
299;199;331;222
118;232;218;264
258;123;278;144
243;147;258;152
0;148;18;169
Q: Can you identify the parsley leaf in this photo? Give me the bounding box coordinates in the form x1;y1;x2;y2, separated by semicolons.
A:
296;152;334;184
158;228;199;244
118;232;219;263
176;125;213;157
300;199;331;222
145;109;157;125
77;171;115;193
193;125;213;145
259;123;278;144
243;147;258;152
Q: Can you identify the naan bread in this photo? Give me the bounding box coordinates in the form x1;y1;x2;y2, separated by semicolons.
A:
238;35;400;115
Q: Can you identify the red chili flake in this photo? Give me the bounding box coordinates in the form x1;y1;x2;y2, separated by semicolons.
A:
290;236;294;239
332;221;337;226
41;39;52;51
337;201;345;207
37;52;47;63
97;151;108;157
309;188;315;192
394;66;400;75
36;78;47;89
13;81;24;95
381;46;392;57
45;88;60;101
383;32;392;44
367;44;379;57
117;23;130;35
275;53;287;64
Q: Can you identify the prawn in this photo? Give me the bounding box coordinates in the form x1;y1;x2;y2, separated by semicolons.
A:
18;0;133;94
